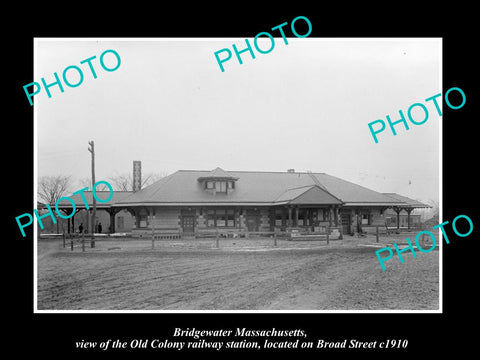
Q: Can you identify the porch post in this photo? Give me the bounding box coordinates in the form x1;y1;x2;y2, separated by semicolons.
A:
150;207;155;232
72;211;75;234
406;208;413;229
107;207;123;233
288;207;292;227
294;207;299;227
150;206;155;239
334;206;339;227
393;207;401;229
86;209;90;234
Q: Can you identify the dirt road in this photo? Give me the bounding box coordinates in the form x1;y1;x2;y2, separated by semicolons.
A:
37;238;439;311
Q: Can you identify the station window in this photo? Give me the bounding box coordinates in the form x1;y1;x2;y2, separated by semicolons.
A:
205;180;235;192
207;210;215;226
215;181;227;193
206;209;236;227
226;209;235;226
216;209;226;226
139;214;147;228
361;214;370;225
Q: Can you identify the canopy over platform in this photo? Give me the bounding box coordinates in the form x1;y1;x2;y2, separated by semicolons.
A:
382;193;431;209
40;191;134;210
382;193;431;229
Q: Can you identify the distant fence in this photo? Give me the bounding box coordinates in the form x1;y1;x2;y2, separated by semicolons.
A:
60;227;343;251
288;226;342;244
51;224;434;252
60;232;95;252
148;226;344;249
150;230;282;249
359;225;431;244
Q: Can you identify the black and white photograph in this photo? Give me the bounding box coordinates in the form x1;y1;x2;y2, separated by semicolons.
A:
34;38;441;312
9;5;478;357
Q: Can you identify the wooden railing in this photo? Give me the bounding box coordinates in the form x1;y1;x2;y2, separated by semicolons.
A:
63;227;342;251
61;232;95;252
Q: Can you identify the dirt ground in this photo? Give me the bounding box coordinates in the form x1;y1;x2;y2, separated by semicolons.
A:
36;235;439;311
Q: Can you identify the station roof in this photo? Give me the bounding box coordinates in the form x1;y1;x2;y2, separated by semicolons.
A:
47;169;428;210
111;169;407;207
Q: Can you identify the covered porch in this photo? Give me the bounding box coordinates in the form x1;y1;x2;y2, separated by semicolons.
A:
382;193;432;230
51;190;134;234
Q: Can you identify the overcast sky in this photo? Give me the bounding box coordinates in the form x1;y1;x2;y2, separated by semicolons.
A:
35;38;441;204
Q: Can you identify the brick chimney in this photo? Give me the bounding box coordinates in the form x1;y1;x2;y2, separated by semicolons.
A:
133;161;142;192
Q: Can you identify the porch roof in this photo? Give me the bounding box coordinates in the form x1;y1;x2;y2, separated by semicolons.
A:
274;185;343;205
42;191;134;210
382;193;431;208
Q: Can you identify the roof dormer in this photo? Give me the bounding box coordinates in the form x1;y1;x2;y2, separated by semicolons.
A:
197;167;239;195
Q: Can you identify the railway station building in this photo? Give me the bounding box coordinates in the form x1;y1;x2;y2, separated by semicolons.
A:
51;166;430;237
111;167;430;237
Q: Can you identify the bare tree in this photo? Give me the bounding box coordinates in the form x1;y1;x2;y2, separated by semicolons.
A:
37;175;71;233
38;175;71;205
427;198;439;220
76;177;91;189
142;172;167;188
108;172;167;191
76;177;109;191
108;173;131;192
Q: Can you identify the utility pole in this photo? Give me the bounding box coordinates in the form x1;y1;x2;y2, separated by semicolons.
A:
88;140;96;241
